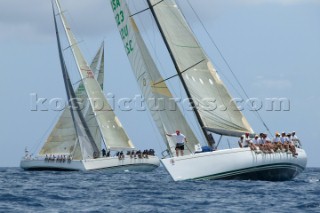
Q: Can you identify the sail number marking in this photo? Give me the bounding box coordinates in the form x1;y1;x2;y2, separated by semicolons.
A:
111;0;121;12
120;25;128;40
115;11;124;26
112;0;134;55
86;71;94;79
81;68;94;79
125;40;134;55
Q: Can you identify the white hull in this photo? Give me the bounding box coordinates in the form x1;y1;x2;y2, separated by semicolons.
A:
20;156;160;172
161;148;307;181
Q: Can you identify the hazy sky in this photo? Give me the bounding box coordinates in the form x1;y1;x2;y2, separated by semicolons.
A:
1;0;319;167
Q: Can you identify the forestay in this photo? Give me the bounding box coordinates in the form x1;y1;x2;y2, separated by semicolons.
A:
149;0;253;137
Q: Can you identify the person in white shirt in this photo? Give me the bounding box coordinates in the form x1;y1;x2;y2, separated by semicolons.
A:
244;132;252;149
244;132;257;151
291;131;301;148
280;132;289;152
273;132;282;151
255;133;265;152
287;133;298;157
262;133;273;153
166;130;187;157
252;135;260;145
238;136;245;148
237;132;251;148
248;134;260;151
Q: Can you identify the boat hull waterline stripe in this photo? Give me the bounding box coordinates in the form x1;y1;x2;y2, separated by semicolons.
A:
177;163;305;181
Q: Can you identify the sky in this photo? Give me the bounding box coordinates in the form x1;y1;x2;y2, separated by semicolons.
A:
1;0;319;167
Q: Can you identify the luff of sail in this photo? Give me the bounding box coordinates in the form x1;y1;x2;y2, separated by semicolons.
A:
78;43;105;153
52;3;99;159
149;0;253;137
110;0;200;154
79;43;105;153
39;43;105;159
55;0;134;151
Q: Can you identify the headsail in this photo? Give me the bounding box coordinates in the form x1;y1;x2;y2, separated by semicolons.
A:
148;0;254;137
90;42;105;90
55;0;134;151
51;3;99;159
110;0;200;154
80;42;105;152
39;41;105;159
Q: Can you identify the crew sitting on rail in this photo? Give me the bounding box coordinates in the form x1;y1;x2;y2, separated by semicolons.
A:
238;136;247;148
291;131;301;148
287;133;298;157
273;132;283;152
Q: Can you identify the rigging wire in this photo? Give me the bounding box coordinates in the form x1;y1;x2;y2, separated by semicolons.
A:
131;1;184;100
130;1;185;114
59;10;97;92
130;1;168;151
30;111;62;155
130;1;204;146
185;0;272;136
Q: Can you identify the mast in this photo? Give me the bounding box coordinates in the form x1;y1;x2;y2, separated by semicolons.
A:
52;1;99;158
55;0;135;152
146;0;210;143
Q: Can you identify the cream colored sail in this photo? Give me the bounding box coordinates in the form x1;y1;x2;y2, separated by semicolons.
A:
80;43;105;152
149;0;253;137
110;0;200;154
39;32;105;159
91;42;105;90
55;0;134;151
52;5;99;160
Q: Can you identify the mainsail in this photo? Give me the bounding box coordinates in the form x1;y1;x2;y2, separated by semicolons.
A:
110;0;200;154
148;0;254;137
54;0;134;151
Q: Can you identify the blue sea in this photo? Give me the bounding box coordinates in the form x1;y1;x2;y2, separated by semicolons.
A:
0;167;319;213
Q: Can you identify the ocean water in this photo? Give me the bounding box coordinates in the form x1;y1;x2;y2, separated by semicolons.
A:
0;167;319;213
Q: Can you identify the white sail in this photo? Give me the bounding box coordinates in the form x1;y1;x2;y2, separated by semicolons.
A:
39;43;105;159
80;43;105;152
79;43;105;152
53;7;99;160
56;0;134;151
110;0;200;154
91;42;105;90
149;0;253;137
39;108;77;157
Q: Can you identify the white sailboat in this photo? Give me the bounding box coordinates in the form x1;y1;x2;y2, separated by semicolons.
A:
110;0;307;181
20;0;160;171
